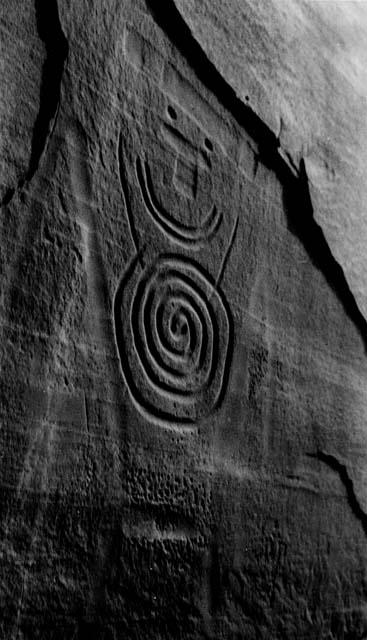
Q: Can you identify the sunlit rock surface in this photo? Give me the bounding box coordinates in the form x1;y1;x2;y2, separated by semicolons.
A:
1;0;367;638
174;0;367;321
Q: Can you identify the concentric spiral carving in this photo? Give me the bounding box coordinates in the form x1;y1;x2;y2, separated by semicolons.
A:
114;255;232;425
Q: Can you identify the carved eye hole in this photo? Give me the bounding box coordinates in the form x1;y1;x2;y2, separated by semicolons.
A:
204;137;213;152
167;105;177;121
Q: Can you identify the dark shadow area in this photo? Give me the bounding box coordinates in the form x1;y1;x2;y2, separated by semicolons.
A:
146;0;279;164
146;0;367;354
1;187;15;207
0;0;68;208
27;0;68;181
282;161;367;353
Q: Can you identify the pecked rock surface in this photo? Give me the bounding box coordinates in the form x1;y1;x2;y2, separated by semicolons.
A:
1;0;367;638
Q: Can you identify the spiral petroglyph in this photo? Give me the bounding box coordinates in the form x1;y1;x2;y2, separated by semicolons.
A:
114;254;232;425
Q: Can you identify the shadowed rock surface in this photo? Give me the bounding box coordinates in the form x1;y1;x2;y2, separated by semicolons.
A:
1;0;367;638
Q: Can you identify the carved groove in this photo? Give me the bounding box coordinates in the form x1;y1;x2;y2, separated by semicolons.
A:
113;254;233;425
216;214;239;288
136;157;222;248
117;132;143;264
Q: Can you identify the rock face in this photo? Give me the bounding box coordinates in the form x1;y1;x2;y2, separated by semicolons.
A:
1;0;367;638
173;0;367;320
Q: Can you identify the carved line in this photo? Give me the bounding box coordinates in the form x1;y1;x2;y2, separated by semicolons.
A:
155;298;192;361
216;214;239;289
161;123;197;162
113;254;233;425
113;254;193;426
136;157;222;248
131;267;216;398
117;131;143;265
150;292;204;374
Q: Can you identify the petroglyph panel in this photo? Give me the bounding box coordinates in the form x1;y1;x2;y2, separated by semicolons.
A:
115;49;243;429
114;254;232;426
136;156;222;248
2;1;367;638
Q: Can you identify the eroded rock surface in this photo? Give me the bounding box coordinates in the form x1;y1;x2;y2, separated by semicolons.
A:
1;1;367;638
173;0;367;322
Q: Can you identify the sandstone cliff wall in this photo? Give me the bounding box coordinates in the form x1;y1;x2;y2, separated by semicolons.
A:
1;1;367;638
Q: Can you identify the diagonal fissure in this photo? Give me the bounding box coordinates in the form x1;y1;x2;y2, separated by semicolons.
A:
308;450;367;537
146;0;367;352
1;0;68;208
27;0;68;181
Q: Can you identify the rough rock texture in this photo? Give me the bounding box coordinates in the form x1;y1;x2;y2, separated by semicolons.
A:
173;0;367;322
1;0;367;638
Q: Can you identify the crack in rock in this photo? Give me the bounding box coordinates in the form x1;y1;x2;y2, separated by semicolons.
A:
1;0;68;208
28;0;68;180
170;0;367;335
146;0;281;168
308;450;367;537
147;0;367;352
286;160;367;353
